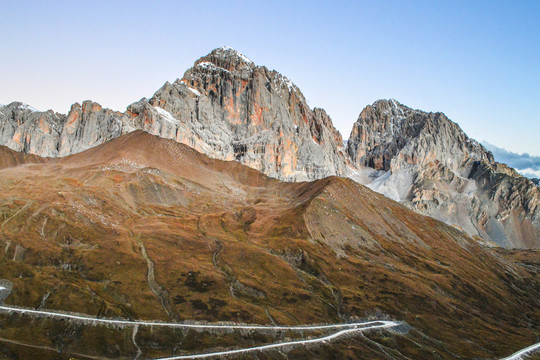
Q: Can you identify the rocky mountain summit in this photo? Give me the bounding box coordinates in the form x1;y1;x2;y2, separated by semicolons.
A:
0;47;348;181
347;99;540;248
126;46;349;181
0;48;538;249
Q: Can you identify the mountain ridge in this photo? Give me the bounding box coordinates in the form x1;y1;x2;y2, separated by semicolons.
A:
0;47;538;249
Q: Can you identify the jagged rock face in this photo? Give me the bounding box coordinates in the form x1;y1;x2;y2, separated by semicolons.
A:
348;99;493;172
124;46;348;181
58;101;124;156
348;99;423;171
0;102;65;157
348;99;540;248
0;101;123;157
532;178;540;187
468;162;540;247
0;48;348;181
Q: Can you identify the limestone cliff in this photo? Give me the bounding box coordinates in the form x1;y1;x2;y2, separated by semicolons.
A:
0;47;348;181
0;101;123;157
347;99;540;248
0;102;65;157
123;46;349;181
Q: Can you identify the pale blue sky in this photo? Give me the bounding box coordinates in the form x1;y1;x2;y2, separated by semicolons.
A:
1;0;539;158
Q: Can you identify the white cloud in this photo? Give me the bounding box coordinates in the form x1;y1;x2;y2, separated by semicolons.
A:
482;141;540;179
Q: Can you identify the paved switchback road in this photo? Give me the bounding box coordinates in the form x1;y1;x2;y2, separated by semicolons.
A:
0;303;400;359
2;295;535;359
500;342;540;360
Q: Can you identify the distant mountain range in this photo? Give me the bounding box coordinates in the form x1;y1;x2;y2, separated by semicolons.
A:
0;46;538;249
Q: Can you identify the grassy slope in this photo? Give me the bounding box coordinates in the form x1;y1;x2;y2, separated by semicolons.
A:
0;131;538;359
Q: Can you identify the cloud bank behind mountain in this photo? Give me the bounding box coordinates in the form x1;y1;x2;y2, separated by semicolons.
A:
482;141;540;178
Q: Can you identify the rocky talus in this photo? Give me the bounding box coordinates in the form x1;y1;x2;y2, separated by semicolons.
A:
347;99;540;248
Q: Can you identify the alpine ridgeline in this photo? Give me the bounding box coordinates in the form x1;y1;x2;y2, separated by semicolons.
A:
0;48;538;248
0;47;348;181
347;99;539;249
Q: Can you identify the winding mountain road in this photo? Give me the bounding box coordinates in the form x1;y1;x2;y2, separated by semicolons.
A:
156;322;397;359
500;342;540;360
0;295;537;359
0;303;399;359
0;304;393;331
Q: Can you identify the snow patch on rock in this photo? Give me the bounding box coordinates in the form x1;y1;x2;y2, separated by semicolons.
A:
217;46;254;64
188;87;201;96
197;62;230;73
18;103;40;112
153;107;179;125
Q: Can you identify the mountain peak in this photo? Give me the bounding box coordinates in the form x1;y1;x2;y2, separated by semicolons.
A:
193;46;255;73
214;46;253;64
369;99;409;113
3;101;40;112
348;99;539;248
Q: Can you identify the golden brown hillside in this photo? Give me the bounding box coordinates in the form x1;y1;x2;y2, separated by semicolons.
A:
0;131;538;359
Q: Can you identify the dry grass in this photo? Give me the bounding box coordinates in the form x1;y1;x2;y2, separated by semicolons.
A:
0;132;538;359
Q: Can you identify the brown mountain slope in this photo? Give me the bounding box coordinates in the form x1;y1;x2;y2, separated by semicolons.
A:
0;146;46;170
0;131;538;360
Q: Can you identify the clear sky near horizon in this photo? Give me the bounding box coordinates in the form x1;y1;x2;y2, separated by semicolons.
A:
1;1;539;161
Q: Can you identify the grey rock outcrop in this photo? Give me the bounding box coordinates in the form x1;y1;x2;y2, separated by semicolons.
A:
347;99;540;248
0;47;348;181
123;46;349;181
0;101;123;157
58;101;124;156
0;279;13;303
0;102;65;157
